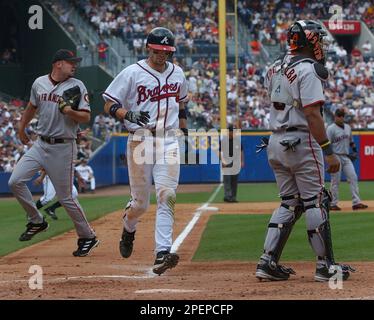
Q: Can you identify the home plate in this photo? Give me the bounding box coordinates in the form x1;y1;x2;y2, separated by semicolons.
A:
197;204;219;212
135;289;201;294
204;206;219;211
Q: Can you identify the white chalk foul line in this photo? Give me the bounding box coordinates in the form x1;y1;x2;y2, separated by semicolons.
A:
171;183;222;253
135;289;201;294
0;274;153;285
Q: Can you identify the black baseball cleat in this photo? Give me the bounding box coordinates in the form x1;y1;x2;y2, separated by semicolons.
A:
73;237;100;257
255;258;296;281
152;251;179;275
44;208;58;220
330;205;342;211
119;229;136;258
314;264;355;282
19;219;49;241
352;203;368;210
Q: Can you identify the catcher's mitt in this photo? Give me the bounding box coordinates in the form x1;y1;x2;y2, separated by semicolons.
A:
348;152;358;162
58;85;81;113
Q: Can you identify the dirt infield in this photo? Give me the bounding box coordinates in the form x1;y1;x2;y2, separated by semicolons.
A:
1;198;374;300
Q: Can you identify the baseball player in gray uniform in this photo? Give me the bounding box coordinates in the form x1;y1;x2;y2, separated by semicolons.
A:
255;20;355;282
8;49;99;257
327;109;368;211
103;27;188;275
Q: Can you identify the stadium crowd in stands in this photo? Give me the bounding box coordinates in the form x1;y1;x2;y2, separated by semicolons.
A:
0;100;25;173
2;0;374;152
70;0;223;54
52;0;373;131
182;50;374;130
238;0;374;46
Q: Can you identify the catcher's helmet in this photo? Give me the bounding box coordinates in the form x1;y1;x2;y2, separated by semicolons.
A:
146;27;176;52
287;20;327;64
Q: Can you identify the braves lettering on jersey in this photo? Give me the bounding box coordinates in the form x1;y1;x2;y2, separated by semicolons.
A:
30;75;90;139
102;59;188;131
265;54;325;131
326;123;353;155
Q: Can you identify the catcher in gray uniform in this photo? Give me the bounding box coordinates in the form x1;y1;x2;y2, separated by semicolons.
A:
327;109;368;211
8;49;99;257
255;20;355;282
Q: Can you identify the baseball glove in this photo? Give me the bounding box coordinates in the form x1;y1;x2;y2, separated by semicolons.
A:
58;85;81;113
348;152;358;162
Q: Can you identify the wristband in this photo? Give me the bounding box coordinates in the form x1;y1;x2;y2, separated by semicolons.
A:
109;103;121;119
181;128;188;136
319;140;333;156
179;108;187;119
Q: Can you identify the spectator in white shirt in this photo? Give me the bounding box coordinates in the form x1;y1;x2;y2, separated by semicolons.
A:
362;40;372;58
75;159;96;193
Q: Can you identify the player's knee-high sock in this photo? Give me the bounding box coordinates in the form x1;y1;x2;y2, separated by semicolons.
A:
46;201;62;211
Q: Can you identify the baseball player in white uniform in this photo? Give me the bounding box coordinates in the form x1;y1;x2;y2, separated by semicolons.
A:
35;169;79;220
75;159;96;192
103;27;188;275
327;109;368;211
8;49;99;257
255;20;354;282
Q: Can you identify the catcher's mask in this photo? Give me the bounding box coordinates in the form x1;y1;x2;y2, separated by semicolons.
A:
287;20;328;65
146;27;176;57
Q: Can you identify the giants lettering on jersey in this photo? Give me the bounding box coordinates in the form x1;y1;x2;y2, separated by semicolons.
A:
266;64;281;83
332;134;349;143
37;93;60;103
137;82;180;105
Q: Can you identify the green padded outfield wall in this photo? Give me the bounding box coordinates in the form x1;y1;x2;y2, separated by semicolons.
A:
17;0;76;97
0;65;24;98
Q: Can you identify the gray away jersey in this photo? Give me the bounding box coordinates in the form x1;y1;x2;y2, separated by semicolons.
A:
264;54;325;131
30;75;90;139
326;123;353;155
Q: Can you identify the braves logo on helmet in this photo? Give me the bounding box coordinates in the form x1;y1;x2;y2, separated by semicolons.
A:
160;37;169;44
146;27;176;52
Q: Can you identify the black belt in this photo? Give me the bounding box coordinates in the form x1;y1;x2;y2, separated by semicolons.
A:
286;127;298;132
272;127;301;133
40;136;68;144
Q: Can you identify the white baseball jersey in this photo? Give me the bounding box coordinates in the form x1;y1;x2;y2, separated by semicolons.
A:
265;54;325;131
327;123;353;155
30;75;90;139
102;59;188;131
75;164;94;181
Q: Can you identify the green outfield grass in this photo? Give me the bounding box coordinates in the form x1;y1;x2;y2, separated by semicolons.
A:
215;181;374;203
0;191;213;257
1;181;373;258
193;212;374;262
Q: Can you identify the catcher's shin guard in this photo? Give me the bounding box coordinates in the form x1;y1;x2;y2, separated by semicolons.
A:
263;195;304;264
305;188;335;265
